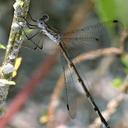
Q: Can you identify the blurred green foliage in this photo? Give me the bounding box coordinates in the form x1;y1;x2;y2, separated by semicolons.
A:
121;54;128;74
94;0;128;28
94;0;128;89
112;77;123;88
112;54;128;88
111;54;128;89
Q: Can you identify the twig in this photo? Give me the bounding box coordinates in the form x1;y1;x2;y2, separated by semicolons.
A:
73;47;122;64
0;0;30;111
119;30;128;52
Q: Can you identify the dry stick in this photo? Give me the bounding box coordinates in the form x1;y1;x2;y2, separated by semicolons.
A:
0;0;30;110
73;48;122;64
119;30;128;52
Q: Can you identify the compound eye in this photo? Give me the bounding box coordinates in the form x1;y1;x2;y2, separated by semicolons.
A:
42;14;49;22
40;21;43;24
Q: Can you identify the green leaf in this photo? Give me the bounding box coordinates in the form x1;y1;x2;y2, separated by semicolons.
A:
0;43;6;50
112;77;123;88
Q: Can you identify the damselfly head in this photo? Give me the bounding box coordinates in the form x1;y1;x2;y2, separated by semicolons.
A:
37;14;49;29
37;19;45;29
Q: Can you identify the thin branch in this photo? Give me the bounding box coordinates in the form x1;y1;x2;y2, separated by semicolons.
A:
119;30;128;52
73;47;122;64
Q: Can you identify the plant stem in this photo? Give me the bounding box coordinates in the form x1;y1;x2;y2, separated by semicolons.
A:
0;0;30;111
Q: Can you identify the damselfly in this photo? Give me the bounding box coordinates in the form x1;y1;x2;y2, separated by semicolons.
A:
20;12;122;128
